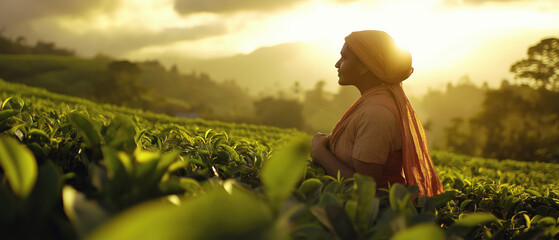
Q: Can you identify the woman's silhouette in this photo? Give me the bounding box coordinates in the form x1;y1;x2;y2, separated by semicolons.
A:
310;30;443;196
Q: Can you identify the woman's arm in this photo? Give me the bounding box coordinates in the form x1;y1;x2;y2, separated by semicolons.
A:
311;133;384;182
311;132;354;178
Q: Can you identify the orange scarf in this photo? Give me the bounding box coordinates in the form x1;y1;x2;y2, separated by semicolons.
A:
330;84;443;197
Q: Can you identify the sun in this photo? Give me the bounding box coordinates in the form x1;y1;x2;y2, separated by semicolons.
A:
253;0;466;72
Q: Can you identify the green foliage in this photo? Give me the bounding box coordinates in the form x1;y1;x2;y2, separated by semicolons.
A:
472;83;559;162
432;151;559;192
1;79;558;239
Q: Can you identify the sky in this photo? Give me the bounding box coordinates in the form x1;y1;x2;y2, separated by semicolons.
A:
1;0;558;96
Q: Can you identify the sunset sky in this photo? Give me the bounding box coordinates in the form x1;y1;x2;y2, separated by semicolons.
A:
1;0;558;95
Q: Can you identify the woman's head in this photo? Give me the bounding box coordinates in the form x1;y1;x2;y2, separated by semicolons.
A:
335;43;371;86
343;30;413;84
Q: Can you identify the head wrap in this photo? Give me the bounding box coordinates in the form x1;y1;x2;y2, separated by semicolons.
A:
330;30;443;197
345;30;413;83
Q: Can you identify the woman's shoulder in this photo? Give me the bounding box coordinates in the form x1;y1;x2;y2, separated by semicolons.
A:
361;96;397;114
358;104;396;120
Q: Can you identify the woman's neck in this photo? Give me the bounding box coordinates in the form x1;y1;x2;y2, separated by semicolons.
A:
356;74;385;95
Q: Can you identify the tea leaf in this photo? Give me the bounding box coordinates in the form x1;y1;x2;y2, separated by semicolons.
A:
0;135;37;198
0;109;18;121
68;112;101;151
89;190;277;240
261;135;310;209
392;223;446;240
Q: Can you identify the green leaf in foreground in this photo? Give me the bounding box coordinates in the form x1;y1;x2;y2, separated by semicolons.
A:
353;174;377;234
0;135;38;198
88;190;279;240
391;223;446;240
261;135;310;209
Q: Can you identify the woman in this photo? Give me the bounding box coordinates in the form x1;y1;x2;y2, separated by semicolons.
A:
310;30;443;197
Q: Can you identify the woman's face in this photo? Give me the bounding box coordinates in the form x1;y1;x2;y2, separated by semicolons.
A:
335;43;365;86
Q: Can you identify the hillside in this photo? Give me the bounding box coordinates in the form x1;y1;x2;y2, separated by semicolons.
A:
0;54;256;122
0;79;558;239
159;41;338;94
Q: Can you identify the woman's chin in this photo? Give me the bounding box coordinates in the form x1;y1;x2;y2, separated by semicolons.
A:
338;79;350;86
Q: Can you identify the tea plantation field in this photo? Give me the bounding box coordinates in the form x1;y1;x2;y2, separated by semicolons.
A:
0;79;557;239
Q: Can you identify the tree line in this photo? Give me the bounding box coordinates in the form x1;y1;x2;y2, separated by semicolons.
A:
0;34;75;56
424;38;559;163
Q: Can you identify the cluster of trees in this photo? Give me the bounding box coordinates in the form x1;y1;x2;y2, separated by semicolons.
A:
252;81;359;131
416;76;486;150
0;33;75;56
428;38;559;163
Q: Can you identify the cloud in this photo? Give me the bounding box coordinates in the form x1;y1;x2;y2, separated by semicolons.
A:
0;0;228;57
87;25;229;56
0;0;119;26
173;0;308;15
28;23;229;56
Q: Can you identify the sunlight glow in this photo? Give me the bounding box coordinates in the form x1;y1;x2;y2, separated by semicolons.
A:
99;0;559;66
51;0;559;94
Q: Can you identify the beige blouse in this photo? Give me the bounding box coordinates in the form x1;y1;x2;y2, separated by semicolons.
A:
329;91;402;168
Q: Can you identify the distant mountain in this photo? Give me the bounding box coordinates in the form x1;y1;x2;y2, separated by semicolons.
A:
161;42;339;94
